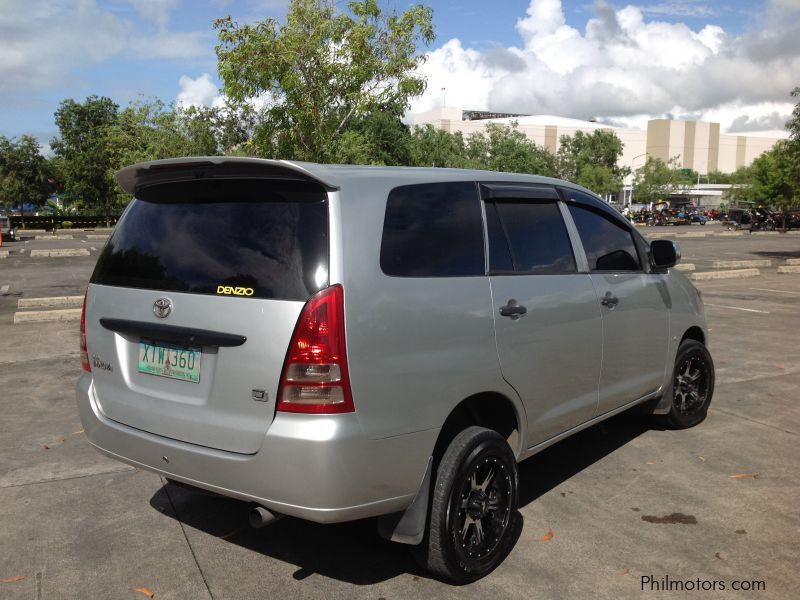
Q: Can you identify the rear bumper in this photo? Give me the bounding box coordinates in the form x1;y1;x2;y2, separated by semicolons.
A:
76;374;437;523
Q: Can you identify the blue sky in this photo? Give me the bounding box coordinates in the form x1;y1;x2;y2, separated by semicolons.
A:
1;0;798;148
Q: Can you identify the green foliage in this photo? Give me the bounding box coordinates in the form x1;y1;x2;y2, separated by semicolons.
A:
557;130;628;195
109;98;257;167
787;86;800;143
61;220;73;229
51;96;122;219
43;198;77;216
721;166;753;206
632;156;687;204
749;140;799;216
215;0;434;161
408;125;470;168
332;112;412;165
0;135;53;216
467;124;558;176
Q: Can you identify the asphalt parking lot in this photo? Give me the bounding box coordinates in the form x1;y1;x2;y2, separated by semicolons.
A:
1;226;799;599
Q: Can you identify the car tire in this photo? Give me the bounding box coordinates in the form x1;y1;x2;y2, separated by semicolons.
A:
413;426;519;583
661;340;715;429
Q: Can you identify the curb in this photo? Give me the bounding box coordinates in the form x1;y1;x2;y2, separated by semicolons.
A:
688;268;760;281
676;232;708;238
18;296;84;309
712;259;771;269
785;259;800;265
87;234;110;240
777;266;800;274
718;232;745;236
13;308;82;324
34;234;74;240
30;249;91;257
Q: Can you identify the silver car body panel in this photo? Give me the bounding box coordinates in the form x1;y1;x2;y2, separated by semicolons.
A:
78;157;709;524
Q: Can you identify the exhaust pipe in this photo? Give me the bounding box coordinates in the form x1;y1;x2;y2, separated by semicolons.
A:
249;505;282;529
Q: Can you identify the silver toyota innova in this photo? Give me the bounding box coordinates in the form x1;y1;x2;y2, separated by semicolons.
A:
77;157;714;582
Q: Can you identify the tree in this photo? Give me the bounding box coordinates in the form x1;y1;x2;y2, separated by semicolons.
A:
749;140;799;230
466;124;558;176
787;86;800;143
332;111;412;165
0;135;53;224
109;98;259;168
557;129;629;195
632;156;686;205
214;0;434;162
720;166;753;207
408;125;470;168
51;96;121;223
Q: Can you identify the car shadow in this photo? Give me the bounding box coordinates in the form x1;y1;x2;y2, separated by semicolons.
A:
149;407;655;585
752;249;800;260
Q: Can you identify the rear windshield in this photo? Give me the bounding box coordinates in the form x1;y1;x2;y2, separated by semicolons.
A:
91;179;329;301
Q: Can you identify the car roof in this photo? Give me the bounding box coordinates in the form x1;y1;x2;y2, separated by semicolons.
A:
116;156;599;201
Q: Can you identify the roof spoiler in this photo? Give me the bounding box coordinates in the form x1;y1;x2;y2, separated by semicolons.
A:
115;157;340;195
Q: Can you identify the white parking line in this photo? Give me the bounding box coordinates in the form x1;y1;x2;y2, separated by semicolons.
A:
0;285;9;295
704;303;770;314
751;287;800;295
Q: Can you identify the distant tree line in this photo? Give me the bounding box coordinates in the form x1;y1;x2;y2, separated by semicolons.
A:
0;0;798;222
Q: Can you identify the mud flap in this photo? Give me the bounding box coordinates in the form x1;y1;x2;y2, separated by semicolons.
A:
377;456;432;545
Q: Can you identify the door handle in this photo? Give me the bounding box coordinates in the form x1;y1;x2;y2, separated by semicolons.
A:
601;292;619;308
499;299;527;319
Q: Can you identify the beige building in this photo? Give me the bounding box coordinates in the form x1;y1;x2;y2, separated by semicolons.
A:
413;107;787;177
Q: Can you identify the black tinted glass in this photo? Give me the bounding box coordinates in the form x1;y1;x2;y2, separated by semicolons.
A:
91;179;329;300
568;204;641;271
492;201;576;274
485;203;514;272
380;182;485;277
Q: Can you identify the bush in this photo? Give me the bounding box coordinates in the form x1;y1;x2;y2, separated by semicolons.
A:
61;221;73;229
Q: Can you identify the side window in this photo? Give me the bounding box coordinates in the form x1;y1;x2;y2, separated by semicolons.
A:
380;182;485;277
487;201;576;274
567;204;642;272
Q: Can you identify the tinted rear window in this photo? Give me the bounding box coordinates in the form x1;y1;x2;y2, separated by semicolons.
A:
380;182;484;277
91;179;329;300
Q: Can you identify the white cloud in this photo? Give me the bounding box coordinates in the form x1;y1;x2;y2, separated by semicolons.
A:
0;0;209;94
176;73;224;108
409;0;800;134
638;2;715;18
128;0;180;31
133;31;210;60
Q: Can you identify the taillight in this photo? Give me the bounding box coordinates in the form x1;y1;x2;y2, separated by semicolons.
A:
80;289;91;372
277;284;354;414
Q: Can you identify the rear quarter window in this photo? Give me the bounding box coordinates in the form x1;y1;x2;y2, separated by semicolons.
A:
91;179;329;301
380;182;485;277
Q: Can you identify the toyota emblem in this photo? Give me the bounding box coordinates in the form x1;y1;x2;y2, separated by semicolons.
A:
153;298;173;319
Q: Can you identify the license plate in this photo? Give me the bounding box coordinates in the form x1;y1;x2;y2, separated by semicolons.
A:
138;338;201;383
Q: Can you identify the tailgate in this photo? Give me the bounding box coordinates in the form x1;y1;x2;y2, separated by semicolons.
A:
84;176;329;454
86;286;302;453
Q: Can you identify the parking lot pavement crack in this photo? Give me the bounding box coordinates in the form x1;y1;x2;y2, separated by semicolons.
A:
0;352;80;367
1;465;137;489
161;475;215;600
712;406;797;436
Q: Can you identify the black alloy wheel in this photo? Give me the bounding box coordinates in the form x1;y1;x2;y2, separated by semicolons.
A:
664;340;715;429
415;426;519;583
449;454;514;564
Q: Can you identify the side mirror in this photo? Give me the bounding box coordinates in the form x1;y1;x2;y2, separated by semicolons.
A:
650;239;681;270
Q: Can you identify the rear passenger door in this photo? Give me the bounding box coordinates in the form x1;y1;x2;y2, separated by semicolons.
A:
563;191;670;416
482;184;603;447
